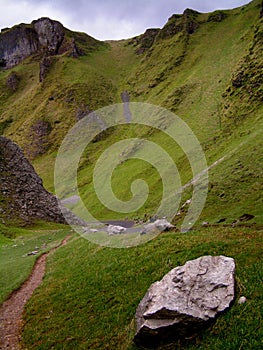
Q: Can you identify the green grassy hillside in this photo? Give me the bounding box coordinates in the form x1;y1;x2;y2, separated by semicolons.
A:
0;0;262;227
0;1;262;349
0;222;69;303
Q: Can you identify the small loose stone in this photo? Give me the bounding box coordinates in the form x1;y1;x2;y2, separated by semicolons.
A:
238;296;247;304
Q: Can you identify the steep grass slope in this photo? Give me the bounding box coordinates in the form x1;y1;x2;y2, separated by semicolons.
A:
0;0;262;226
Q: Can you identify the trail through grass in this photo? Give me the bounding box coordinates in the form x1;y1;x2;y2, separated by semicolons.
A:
0;224;71;303
21;226;262;349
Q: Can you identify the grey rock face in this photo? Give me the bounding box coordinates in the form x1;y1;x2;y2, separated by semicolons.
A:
0;25;39;68
134;255;235;346
0;18;64;68
39;55;52;82
68;37;82;58
6;71;20;91
33;17;64;55
0;136;66;224
157;8;199;40
135;28;160;54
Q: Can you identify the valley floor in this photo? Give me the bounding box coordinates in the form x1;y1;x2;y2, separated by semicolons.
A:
1;225;262;349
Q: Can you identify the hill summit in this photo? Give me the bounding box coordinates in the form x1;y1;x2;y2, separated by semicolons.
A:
0;17;103;69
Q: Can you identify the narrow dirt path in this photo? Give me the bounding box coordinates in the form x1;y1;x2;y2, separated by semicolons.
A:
0;235;71;350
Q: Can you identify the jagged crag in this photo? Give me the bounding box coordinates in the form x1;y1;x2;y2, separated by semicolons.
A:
0;17;103;80
0;136;66;225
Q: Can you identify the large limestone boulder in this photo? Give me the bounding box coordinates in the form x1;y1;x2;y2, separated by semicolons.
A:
134;255;235;346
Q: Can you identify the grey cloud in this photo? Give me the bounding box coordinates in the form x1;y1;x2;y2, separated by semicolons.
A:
0;0;252;40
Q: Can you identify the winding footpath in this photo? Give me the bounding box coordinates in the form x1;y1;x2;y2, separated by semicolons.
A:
0;235;71;350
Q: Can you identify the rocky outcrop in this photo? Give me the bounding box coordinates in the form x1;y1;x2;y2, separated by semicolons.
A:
0;25;39;68
128;28;160;54
68;37;82;58
128;9;200;53
32;18;64;55
26;119;51;159
157;9;200;40
107;225;127;235
136;28;160;54
39;55;52;82
75;104;92;122
6;71;20;91
0;136;66;224
221;17;263;125
142;219;175;234
0;17;84;69
134;255;235;347
208;11;228;22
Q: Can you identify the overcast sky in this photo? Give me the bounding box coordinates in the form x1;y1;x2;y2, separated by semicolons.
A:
0;0;252;40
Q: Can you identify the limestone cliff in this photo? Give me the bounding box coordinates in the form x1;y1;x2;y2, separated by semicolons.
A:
0;136;66;225
0;17;100;69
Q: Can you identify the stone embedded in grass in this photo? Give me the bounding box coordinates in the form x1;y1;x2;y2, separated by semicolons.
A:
134;255;235;347
216;218;226;223
107;225;127;235
238;214;255;222
238;296;247;304
142;219;175;234
27;250;39;256
202;221;209;226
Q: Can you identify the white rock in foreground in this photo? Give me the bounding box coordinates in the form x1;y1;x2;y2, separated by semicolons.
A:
134;255;235;346
107;225;126;235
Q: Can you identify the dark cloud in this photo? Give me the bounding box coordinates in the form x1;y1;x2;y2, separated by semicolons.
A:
0;0;252;40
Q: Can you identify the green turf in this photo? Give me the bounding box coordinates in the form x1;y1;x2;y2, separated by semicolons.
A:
0;223;71;303
25;0;262;227
21;226;263;349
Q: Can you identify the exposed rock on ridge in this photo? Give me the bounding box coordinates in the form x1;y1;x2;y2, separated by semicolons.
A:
129;28;160;54
157;8;200;40
128;8;200;54
0;17;84;69
0;25;39;68
39;55;52;82
33;18;64;55
221;10;263;125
